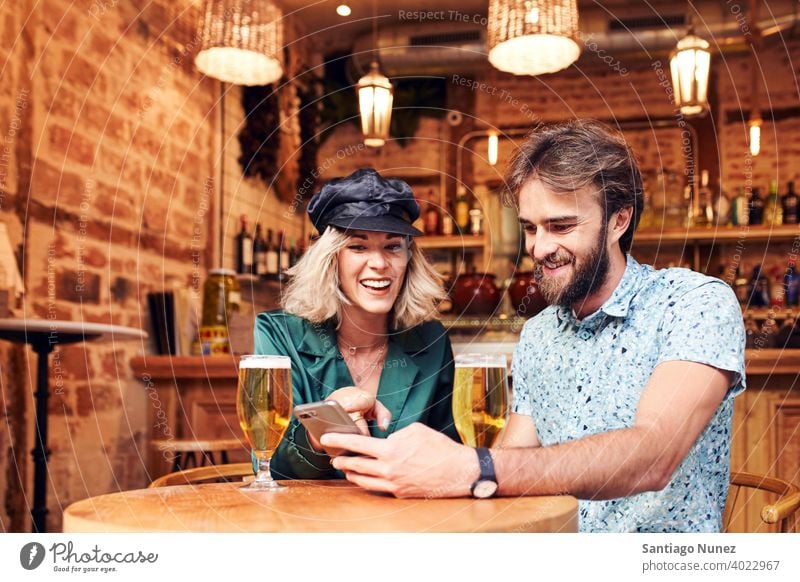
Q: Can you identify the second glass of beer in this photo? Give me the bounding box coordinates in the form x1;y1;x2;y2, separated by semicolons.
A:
452;353;509;447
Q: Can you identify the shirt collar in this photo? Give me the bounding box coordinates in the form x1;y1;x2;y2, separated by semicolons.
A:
554;254;643;326
599;254;644;318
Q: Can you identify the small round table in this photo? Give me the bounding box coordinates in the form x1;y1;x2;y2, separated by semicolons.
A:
62;481;578;533
0;319;146;532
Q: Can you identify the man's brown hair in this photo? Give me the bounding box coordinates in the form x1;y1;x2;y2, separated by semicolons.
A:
503;119;644;253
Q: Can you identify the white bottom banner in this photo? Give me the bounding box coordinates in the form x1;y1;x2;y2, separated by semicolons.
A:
1;533;798;581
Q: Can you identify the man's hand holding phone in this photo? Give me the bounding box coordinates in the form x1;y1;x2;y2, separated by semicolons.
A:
295;388;391;457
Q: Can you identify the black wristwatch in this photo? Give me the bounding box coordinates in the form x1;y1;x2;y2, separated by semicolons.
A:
470;447;498;499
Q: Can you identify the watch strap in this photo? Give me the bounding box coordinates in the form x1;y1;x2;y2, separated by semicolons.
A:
475;447;496;482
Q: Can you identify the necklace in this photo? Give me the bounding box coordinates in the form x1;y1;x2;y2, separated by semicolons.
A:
339;337;386;356
342;343;387;384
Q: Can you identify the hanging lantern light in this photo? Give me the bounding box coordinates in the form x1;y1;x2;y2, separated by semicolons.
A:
669;30;711;116
357;61;394;148
487;131;499;166
195;0;284;86
488;0;581;76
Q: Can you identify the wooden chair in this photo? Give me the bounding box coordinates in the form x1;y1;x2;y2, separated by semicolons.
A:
723;472;800;533
149;462;254;488
152;438;242;473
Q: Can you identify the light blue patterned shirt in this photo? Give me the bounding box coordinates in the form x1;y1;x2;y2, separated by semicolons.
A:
512;255;746;532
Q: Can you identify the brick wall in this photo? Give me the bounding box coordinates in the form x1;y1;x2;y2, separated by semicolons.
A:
0;0;34;533
0;1;305;531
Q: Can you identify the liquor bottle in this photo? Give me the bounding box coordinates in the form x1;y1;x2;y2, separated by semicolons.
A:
733;263;751;304
469;208;483;235
441;199;455;236
638;182;656;229
748;265;771;307
761;315;778;348
769;265;785;309
763;179;783;226
455;188;470;235
711;182;731;226
236;215;253;275
253;223;267;277
782;181;799;225
784;263;800;307
744;314;759;349
775;310;800;348
265;228;279;280
730;187;750;226
278;230;289;281
683;182;695;227
749;187;764;225
664;172;684;228
695;170;712;227
424;198;441;236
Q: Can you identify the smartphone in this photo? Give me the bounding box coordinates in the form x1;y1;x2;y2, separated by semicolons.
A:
294;401;362;458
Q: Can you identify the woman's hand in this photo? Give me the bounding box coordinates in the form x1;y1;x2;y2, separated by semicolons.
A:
305;387;392;451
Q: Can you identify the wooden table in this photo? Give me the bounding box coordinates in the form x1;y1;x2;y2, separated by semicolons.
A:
63;481;577;533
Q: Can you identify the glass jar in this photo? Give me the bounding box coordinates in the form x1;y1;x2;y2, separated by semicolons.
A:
196;268;241;355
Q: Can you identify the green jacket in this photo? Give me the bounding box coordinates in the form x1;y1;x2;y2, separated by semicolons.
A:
254;310;459;479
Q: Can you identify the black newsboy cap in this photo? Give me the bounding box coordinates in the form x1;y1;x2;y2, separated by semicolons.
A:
307;168;423;237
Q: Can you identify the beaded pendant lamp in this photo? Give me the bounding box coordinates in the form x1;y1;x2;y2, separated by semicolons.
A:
488;0;581;76
195;0;284;86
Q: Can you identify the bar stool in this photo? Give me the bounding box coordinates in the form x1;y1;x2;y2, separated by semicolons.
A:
152;438;243;473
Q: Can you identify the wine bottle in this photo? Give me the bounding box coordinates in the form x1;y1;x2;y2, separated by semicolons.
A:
424;199;441;236
782;181;798;225
749;187;764;225
236;215;253;275
265;229;279;280
278;230;289;281
253;223;267;277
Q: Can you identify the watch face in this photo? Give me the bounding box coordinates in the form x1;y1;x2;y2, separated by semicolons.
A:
472;479;498;499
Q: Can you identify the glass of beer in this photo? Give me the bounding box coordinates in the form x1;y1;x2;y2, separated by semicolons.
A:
452;353;509;448
236;354;292;490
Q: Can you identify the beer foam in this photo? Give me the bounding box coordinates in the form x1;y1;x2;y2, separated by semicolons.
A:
454;353;507;368
239;355;291;369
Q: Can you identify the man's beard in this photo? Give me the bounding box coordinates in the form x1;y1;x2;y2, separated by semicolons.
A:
533;225;610;309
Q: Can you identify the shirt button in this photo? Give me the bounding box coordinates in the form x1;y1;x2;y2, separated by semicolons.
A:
577;329;593;341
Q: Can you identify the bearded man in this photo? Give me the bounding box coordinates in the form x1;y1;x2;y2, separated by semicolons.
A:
322;120;746;533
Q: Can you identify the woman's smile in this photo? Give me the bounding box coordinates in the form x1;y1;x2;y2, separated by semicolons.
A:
360;278;393;294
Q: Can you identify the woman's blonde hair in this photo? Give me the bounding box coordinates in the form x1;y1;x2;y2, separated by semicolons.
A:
281;227;445;329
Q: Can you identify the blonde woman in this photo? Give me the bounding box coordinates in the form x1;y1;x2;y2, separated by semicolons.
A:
255;168;459;479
